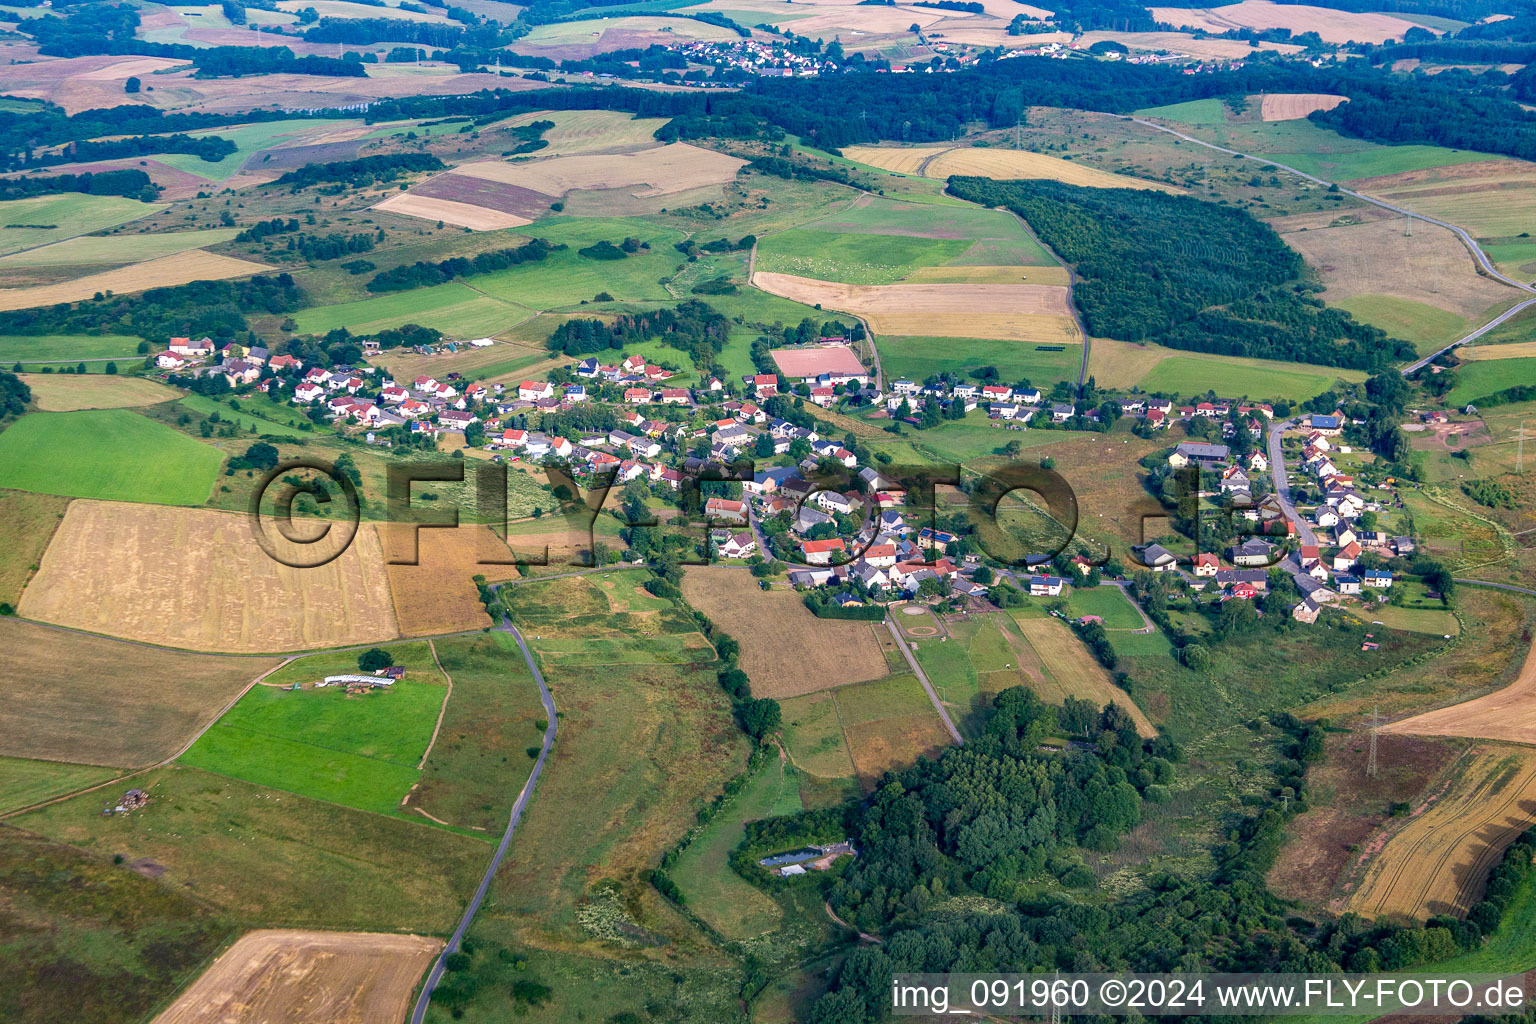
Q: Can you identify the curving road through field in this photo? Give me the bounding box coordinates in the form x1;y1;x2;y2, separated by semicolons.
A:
409;609;556;1024
1129;117;1536;375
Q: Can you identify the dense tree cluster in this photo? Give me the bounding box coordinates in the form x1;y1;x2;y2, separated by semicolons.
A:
233;218;299;244
365;237;562;292
290;232;377;262
0;169;154;200
946;177;1414;370
546;300;729;368
272;152;444;188
0;274;304;342
0;370;31;419
22;132;234;170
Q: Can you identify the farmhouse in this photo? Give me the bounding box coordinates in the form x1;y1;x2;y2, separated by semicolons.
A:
322;674;394;688
1028;575;1066;597
801;537;847;565
1168;442;1231;468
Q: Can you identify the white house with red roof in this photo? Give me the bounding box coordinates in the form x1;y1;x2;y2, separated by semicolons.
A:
518;380;553;401
801;537;846;565
293;382;324;403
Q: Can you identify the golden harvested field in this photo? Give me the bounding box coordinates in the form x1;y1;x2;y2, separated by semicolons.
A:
20;501;400;653
864;312;1080;341
1273;208;1516;321
842;145;940;175
1383;639;1536;745
1150;0;1422;43
19;373;180;411
680;566;889;698
1259;93;1348;121
1347;747;1536;918
752;273;1070;315
0;250;267;311
384;523;520;635
904;264;1071;285
493;109;673;156
844;144;1180;191
0;617;276;767
372;192;532;230
1465;340;1536;360
454;142;746;197
0;489;67;606
753;270;1079;341
1012;616;1157;736
152;929;440;1024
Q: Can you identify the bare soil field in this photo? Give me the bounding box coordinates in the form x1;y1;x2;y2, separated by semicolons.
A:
680;566;889;698
1274;208;1516;321
20;373;181;411
0;53;188;111
373;191;534;230
0;616;276;768
152;929;440;1024
844;144;1180;191
0;251;268;311
243;140;361;172
1347;158;1533;193
20;501;400;653
384;523;521;635
454;142;746;197
1346;746;1536;918
408;173;554;219
1383;638;1536;745
1012;616;1157;736
864;312;1080;341
1150;0;1423;42
1259;93;1348;121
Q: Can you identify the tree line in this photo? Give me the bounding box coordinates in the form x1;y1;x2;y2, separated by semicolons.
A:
365;237;563;292
272;152;444;188
0;274;304;343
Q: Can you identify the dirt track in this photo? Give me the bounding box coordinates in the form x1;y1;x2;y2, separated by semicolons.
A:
153;929;440;1024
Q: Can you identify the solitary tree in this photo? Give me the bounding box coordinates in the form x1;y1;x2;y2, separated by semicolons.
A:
358;647;393;673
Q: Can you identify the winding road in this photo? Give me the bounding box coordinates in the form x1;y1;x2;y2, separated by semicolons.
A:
1130;117;1536;375
409;610;556;1024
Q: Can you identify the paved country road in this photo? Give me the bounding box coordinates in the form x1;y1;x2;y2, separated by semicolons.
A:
1130;118;1536;375
409;607;556;1024
1266;418;1318;547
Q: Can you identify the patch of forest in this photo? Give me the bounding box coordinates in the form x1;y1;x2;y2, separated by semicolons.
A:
946;177;1416;371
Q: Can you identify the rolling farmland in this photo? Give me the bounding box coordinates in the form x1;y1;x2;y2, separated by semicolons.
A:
680;566;889;698
0;409;224;506
152;930;441;1024
20;501;400;653
1348;748;1536;919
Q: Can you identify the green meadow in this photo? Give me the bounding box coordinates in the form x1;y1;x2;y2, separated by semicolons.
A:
0;334;144;363
0;756;116;815
0;228;238;267
179;678;445;816
291;283;535;337
158;118;350;181
1135;98;1228;124
0;409;223;505
1330;294;1468;354
1136;353;1366;402
1447;356;1536;405
0;193;164;257
877;335;1082;385
1064;585;1144;629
